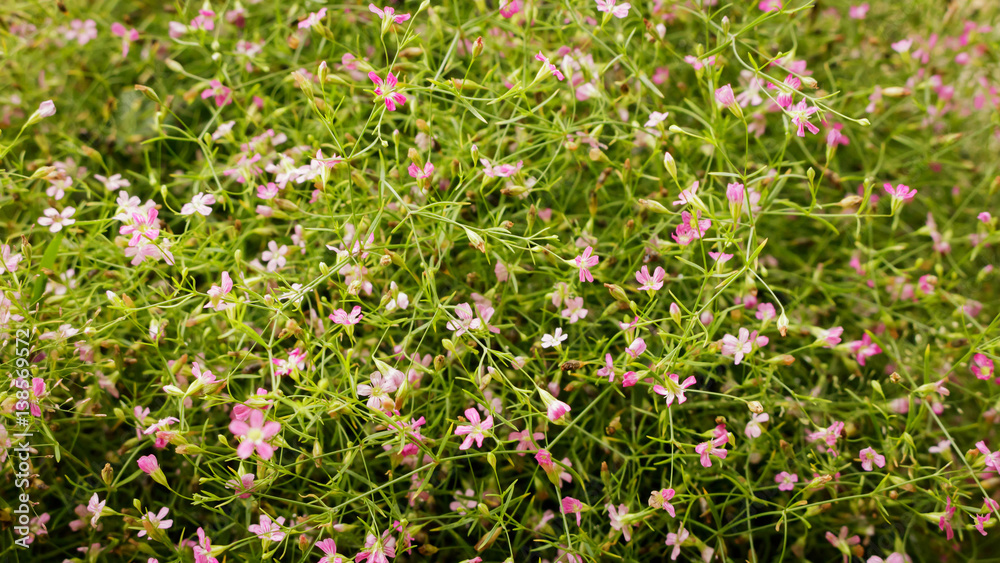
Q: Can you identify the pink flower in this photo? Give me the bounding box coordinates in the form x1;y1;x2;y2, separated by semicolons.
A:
355;532;396;563
86;494;106;527
883;183;917;202
357;370;402;412
775;471;798;491
226;473;256;499
979;212;993;223
596;353;616;383
759;0;782;11
535;52;565;81
971;353;995;380
755;303;776;321
407;161;434;179
454;407;493;450
787;101;820;137
595;0;631;18
509;427;543;455
200;80;232;107
848;333;882;366
721;328;769;365
849;3;869;19
316;538;343;563
607;504;634;541
715;84;736;107
665;526;690;560
561;497;585;525
330;305;364;326
248;515;286;542
110;22;139;57
561;296;588;323
648;488;676;517
825;526;861;563
574;246;599;282
180;192;215;216
369;4;411;24
546;398;571;422
37;207;76;233
298;8;327;29
447;303;482;336
228;409;281;459
195;527;218;563
939;496;956;540
626;337;646;359
635;265;665;291
806;421;845;454
652;374;697;407
684;55;715;70
975;513;991;536
137;507;173;538
976;441;1000;472
369;71;407;111
499;0;521;18
137;454;159;474
2;244;23;273
672;211;711;246
818;326;843;348
695;435;728;467
65;19;97;46
745;413;769;439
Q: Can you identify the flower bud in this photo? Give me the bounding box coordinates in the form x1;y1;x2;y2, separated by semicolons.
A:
662;151;677;182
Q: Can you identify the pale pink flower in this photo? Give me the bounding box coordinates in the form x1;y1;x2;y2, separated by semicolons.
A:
818;326;844;347
355;532;396;563
298;8;327;29
65;19;98;45
759;0;782;11
205;272;233;311
316;538;342;563
357;370;401;411
684;55;715;70
595;0;631;19
94;173;130;191
775;471;798;491
541;327;568;348
607;503;634;541
2;244;23;273
87;494;106;527
535;52;565;81
330;305;363;326
721;328;769;365
137;507;173;539
369;4;411;24
848;333;882;366
626;337;646;359
665;526;690;560
226;473;256;499
195;527;218;563
635;265;665;291
715;84;736;107
561;296;588;324
977;441;1000;472
248;515;286;542
596;353;616;383
859;446;886;471
180;192;215;216
825;526;861;563
848;4;869;19
262;240;287;271
745;412;769;439
110;22;139;57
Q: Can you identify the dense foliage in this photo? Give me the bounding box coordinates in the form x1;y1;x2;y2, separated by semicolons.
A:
1;1;999;562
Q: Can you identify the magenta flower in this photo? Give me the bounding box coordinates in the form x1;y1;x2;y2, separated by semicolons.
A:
355;531;396;563
499;0;521;18
787;101;820;137
407;161;434;179
884;183;917;202
228;409;281;460
976;441;1000;472
939;496;956;540
652;374;697;407
248;515;286;542
595;0;631;19
848;333;882;366
607;503;635;541
635;265;665;291
194;527;218;563
721;327;769;365
759;0;783;11
454;407;493;450
774;471;798;491
369;4;411;24
648;488;677;517
110;22;139;57
849;4;870;19
561;497;585;525
369;71;406;111
817;326;843;348
971;353;995;380
573;246;599;282
858;447;885;469
695;435;728;467
806;421;845;455
200;79;232;107
137;454;159;474
975;513;991;536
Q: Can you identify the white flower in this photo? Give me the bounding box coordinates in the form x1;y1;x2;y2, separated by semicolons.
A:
541;327;568;348
94;173;131;192
180;192;216;216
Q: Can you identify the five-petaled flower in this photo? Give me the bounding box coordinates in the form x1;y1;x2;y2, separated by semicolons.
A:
653;374;697;407
369;71;407;111
574;246;599;282
228;409;281;460
454;407;493;450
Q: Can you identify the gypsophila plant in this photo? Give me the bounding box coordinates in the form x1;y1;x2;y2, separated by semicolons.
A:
1;0;999;562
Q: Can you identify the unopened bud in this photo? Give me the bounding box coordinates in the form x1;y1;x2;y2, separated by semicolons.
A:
638;198;669;214
662;151;677;182
748;401;764;414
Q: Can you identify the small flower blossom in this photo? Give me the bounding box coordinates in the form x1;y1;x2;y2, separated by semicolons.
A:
38;207;76;232
201;79;232;107
534;52;565;81
87;494;106;527
561;497;585;525
137;507;173;539
607;504;635;541
94;173;130;192
635;265;665;291
721;328;769;365
355;531;396;563
825;526;861;563
652;374;697;407
2;244;23;274
541;327;568;348
595;0;631;19
261;241;287;271
248;515;286;542
110;22;139;57
745;412;769;439
357;370;402;411
316;539;342;563
971;353;995;380
228;409;281;459
648;488;677;517
665;526;690;560
573;246;599;282
672;211;711;246
330;305;364;326
775;471;798;491
695;435;728;467
883;183;917;202
180;193;215;216
369;71;407;111
561;296;588;323
455;407;493;450
848;333;882;366
298;8;327;29
205;272;233;311
369;4;411;24
817;326;844;348
787;101;820;137
626;337;646;359
596;353;616;382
